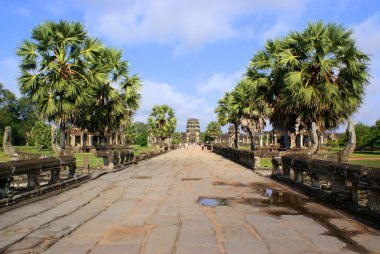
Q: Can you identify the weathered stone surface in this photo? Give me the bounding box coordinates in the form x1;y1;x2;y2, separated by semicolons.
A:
0;147;379;253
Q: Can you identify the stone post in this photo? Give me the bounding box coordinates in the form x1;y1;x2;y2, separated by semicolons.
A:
271;156;282;175
88;134;92;146
70;133;75;147
290;134;296;148
254;157;260;169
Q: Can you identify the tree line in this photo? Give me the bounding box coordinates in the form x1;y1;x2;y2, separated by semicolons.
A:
336;121;380;151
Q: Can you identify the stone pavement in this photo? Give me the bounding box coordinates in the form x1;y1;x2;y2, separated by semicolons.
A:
0;148;379;254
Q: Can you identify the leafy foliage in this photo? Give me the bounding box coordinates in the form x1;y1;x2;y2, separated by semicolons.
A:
205;121;222;141
147;105;177;142
247;21;369;133
0;83;38;145
124;124;137;144
29;121;51;149
134;122;148;146
17;20;141;148
171;132;182;144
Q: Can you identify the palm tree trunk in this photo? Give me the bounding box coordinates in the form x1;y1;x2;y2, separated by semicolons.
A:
339;118;356;162
59;121;66;150
250;133;255;151
234;122;239;149
99;130;106;148
307;121;318;154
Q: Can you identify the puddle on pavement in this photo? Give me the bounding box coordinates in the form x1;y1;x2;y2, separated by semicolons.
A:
198;197;229;206
211;181;369;253
182;178;201;181
130;176;152;179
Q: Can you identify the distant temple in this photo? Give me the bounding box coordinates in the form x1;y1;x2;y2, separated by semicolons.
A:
64;128;125;149
184;118;200;143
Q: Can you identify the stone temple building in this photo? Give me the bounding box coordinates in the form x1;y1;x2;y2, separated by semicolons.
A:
183;118;200;143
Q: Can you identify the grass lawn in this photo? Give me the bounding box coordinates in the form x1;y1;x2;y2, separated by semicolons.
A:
350;160;380;168
350;151;380;158
132;145;150;155
259;157;272;168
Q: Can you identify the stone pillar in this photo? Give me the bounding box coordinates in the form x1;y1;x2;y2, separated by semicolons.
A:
319;135;324;146
273;134;277;145
70;133;75;147
290;134;296;148
88;134;92;146
300;134;304;147
115;133;119;145
259;133;263;147
80;134;84;146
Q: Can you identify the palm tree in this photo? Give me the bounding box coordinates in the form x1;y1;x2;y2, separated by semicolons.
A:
17;20;102;150
278;21;369;153
231;78;268;150
76;47;141;147
215;92;241;148
247;39;298;150
147;105;176;147
247;21;369;153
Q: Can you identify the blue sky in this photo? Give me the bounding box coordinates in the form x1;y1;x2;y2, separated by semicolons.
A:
0;0;379;132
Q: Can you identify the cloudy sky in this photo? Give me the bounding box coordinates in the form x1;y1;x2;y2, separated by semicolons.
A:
0;0;379;132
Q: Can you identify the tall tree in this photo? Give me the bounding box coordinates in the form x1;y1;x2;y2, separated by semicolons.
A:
76;47;141;146
147;105;176;146
231;78;268;150
279;21;369;153
215;92;241;148
247;21;369;153
204;121;222;142
17;20;103;149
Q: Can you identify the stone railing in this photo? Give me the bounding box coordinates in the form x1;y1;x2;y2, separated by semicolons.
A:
95;147;134;170
213;146;256;169
0;156;77;197
271;154;380;213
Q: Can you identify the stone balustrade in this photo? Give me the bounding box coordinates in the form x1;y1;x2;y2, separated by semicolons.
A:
95;147;134;170
272;154;380;212
0;156;76;197
213;146;255;169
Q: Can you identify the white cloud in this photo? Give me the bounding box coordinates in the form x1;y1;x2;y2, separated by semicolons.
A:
262;20;290;42
77;0;307;53
352;14;380;126
354;14;380;57
135;79;215;131
196;70;244;95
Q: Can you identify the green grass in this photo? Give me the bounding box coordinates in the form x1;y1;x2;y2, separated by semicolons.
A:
259;157;272;168
350;151;380;158
132;145;150;155
74;153;103;168
350;160;380;168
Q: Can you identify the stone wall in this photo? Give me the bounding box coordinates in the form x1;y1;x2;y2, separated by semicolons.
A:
271;154;380;217
213;146;255;169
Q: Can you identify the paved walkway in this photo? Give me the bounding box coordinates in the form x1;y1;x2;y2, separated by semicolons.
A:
0;148;379;254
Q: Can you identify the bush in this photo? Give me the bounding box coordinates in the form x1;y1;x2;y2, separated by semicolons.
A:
29;122;51;150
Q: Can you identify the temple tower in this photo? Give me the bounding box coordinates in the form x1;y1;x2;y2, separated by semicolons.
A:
186;118;200;143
